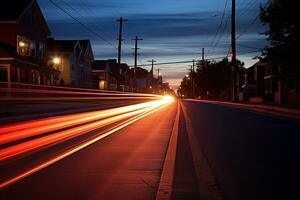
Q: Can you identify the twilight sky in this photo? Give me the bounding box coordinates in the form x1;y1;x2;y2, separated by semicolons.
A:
38;0;269;88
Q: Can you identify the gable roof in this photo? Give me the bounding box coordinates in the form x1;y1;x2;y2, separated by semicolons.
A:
79;40;90;51
93;60;107;70
0;0;51;36
79;39;94;59
0;0;34;21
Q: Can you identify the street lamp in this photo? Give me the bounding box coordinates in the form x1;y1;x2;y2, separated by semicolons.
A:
52;57;61;65
19;41;26;47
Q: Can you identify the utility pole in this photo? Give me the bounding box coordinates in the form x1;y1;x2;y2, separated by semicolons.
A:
202;48;205;68
132;36;143;90
192;60;195;98
156;68;161;79
231;0;237;102
117;17;127;64
189;65;193;98
147;59;156;76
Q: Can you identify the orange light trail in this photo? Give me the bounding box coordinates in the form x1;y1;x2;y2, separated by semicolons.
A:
0;99;168;144
0;96;174;190
0;96;174;162
0;101;169;190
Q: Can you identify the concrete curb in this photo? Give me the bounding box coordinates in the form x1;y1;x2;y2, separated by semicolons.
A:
156;101;180;200
186;99;300;121
181;102;224;200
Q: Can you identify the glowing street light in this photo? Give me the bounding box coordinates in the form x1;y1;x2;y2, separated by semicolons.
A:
19;41;26;47
52;57;61;65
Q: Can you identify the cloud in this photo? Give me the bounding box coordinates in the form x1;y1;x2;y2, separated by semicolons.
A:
38;0;269;86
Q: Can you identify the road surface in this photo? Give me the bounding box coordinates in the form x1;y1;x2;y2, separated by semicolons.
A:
1;98;300;200
180;100;300;200
0;98;177;200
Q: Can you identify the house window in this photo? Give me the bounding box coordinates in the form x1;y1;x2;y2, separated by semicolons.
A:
17;35;30;56
17;35;36;57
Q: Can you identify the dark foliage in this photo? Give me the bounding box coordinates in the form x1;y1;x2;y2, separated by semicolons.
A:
178;58;244;100
260;0;300;76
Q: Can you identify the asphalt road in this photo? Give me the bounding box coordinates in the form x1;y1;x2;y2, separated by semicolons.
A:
0;101;177;200
181;100;300;200
1;98;300;200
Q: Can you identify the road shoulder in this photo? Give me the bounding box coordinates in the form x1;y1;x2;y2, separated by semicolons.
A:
181;101;224;200
185;99;300;121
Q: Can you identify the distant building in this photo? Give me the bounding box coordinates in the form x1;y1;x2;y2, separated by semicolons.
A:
0;0;52;84
92;59;130;91
92;60;111;90
134;67;150;93
47;39;95;88
242;64;263;102
118;63;130;91
243;61;300;104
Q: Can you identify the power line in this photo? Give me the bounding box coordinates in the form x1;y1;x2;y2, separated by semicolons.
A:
237;0;260;18
238;44;262;50
60;0;114;42
133;49;261;68
133;57;224;67
48;0;117;49
236;0;271;40
210;0;229;48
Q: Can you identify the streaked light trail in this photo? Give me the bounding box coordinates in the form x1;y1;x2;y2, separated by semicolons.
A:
0;96;175;189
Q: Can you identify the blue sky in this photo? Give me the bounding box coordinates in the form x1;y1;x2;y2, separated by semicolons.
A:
38;0;269;88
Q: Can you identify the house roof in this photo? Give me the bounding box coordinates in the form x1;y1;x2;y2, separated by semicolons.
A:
107;59;120;74
0;0;51;36
93;60;107;70
79;40;90;51
47;39;79;53
135;67;149;78
0;0;34;21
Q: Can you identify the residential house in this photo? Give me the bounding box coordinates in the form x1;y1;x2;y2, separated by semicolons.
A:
0;0;52;84
47;39;94;88
92;59;130;91
134;67;150;93
242;62;265;102
92;60;110;90
78;40;95;88
243;61;300;104
118;63;130;91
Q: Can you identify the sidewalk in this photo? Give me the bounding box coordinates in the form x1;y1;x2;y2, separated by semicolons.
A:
185;99;300;121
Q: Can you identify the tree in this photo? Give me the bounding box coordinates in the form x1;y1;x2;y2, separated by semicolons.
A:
260;0;300;76
178;58;244;100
